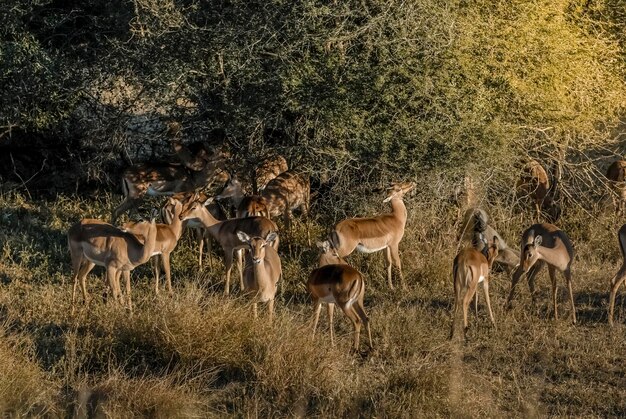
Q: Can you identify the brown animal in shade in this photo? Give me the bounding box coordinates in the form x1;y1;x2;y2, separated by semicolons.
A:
608;223;626;326
606;159;626;216
516;159;560;222
254;155;288;193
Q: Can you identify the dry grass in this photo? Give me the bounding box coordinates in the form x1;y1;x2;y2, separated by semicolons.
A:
1;187;626;417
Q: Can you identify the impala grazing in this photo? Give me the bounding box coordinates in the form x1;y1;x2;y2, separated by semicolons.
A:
516;159;560;222
308;240;373;352
450;235;499;339
111;143;229;223
124;197;184;294
458;208;519;272
236;231;282;323
68;212;158;312
506;223;576;323
179;195;279;295
608;224;626;326
328;181;415;290
606;159;626;216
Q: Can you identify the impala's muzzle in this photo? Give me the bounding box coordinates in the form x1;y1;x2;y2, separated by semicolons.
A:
252;257;262;265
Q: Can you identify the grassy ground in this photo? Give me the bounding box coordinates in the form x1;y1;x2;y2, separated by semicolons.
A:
1;189;626;417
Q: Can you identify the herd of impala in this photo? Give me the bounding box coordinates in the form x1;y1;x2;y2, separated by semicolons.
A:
65;136;626;351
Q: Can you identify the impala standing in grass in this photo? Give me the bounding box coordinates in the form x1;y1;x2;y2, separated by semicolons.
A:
328;181;415;290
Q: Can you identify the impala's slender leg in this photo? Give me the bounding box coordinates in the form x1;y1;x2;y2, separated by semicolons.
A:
565;268;576;324
482;279;495;327
462;281;478;334
106;265;119;304
527;261;545;308
342;304;362;352
389;244;406;290
311;300;322;338
237;249;244;291
153;256;160;294
162;252;172;294
327;303;335;346
548;265;558;320
385;247;394;290
353;300;372;349
608;269;626;327
195;229;204;267
223;250;234;296
506;265;524;309
123;270;133;312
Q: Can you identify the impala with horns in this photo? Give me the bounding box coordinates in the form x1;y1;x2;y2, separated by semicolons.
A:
111;142;229;223
328;181;415;290
179;194;279;295
506;223;576;323
606;159;626;216
608;224;626;326
458;208;519;272
68;211;158;313
124;197;184;294
163;191;228;267
516;159;560;222
236;231;282;323
450;234;499;339
308;240;373;352
254;155;288;193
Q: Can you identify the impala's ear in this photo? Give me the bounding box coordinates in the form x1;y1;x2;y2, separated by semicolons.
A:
492;236;499;248
237;231;250;243
533;235;543;247
203;196;215;206
265;231;278;243
479;232;487;246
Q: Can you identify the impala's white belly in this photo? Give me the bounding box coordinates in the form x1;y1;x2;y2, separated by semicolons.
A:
356;244;388;253
320;294;336;304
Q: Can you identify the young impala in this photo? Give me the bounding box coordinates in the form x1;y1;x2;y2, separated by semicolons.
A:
606;159;626;216
236;231;282;323
608;224;626;326
124;197;184;294
179;195;279;295
328;181;415;290
308;240;373;352
506;223;576;323
450;235;499;339
68;212;158;312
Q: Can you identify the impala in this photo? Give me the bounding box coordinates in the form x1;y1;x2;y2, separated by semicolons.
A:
124;197;184;294
254;155;288;192
328;181;415;290
236;231;281;323
608;224;626;326
450;235;499;339
111;143;229;223
308;240;373;352
216;176;270;218
163;191;228;267
606;159;626;216
179;195;279;295
516;159;560;222
68;212;158;312
506;223;576;323
458;208;520;272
